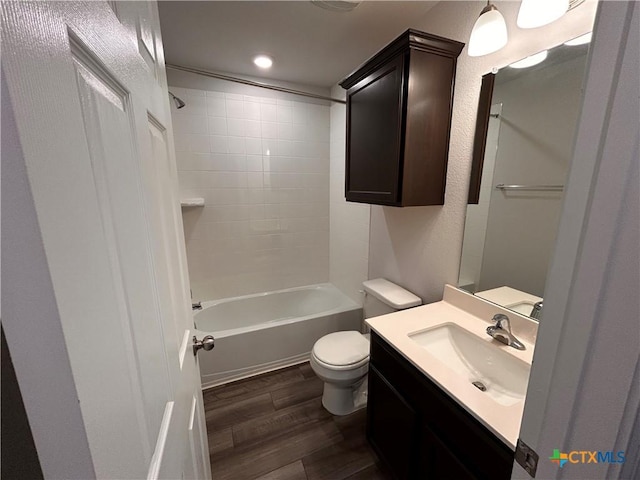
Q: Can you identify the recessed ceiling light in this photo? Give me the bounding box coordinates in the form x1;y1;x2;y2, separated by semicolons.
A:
253;55;273;69
509;50;548;69
564;32;592;46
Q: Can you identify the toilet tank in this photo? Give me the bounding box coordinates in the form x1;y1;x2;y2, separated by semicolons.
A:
363;278;422;319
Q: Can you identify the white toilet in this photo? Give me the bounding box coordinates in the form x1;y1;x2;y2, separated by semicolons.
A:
310;278;421;415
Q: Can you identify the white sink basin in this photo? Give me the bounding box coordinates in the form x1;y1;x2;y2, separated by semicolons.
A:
408;323;530;406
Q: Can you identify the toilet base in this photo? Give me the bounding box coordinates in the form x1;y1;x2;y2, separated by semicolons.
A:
321;376;368;416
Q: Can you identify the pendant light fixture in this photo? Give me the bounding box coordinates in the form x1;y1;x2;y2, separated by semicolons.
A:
468;1;508;57
517;0;569;29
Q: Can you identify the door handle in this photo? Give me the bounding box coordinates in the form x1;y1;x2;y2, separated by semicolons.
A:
192;335;215;356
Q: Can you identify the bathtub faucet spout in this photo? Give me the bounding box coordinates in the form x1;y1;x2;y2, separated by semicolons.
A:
192;301;202;311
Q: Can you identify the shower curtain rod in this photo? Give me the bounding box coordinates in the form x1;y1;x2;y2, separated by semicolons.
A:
166;63;347;104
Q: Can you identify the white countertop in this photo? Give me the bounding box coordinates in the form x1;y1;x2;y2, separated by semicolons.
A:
475;286;542;316
365;285;538;450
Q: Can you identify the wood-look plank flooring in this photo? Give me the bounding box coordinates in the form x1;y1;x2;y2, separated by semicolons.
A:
204;363;392;480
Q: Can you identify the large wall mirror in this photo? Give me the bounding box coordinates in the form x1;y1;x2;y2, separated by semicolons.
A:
459;39;591;320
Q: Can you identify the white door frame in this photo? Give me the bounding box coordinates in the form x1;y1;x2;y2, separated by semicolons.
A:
514;1;639;478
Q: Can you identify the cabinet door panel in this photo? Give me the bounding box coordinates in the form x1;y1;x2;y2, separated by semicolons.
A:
402;49;457;206
346;54;405;205
418;425;477;480
369;333;514;480
367;366;417;479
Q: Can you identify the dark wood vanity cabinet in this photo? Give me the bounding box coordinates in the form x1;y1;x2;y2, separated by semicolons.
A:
340;30;464;206
367;332;514;480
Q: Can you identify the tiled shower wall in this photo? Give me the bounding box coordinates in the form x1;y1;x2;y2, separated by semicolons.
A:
171;85;330;301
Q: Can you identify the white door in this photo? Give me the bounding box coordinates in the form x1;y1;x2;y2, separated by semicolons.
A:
1;1;211;478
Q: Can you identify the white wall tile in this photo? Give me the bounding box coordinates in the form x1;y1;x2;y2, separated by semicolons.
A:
226;118;244;137
243;101;261;121
245;120;261;138
247;172;263;188
291;103;307;125
260;104;277;122
227;136;246;154
172;85;331;301
261;122;278;139
246;155;263;171
208;117;227;136
210;154;246;172
276;104;293;123
206;97;226;117
174;114;207;135
261;139;277;156
173;133;189;152
225;99;244;118
277;122;293;140
209;135;228;154
188;134;211;153
245;137;262;155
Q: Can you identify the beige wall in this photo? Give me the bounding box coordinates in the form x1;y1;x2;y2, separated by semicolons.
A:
329;85;371;304
367;0;597;304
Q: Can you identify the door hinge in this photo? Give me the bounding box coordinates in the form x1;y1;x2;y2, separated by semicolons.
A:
515;438;539;478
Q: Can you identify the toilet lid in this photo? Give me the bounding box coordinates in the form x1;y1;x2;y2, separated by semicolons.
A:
313;331;370;367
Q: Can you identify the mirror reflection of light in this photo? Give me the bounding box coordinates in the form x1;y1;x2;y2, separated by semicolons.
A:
508;50;548;69
564;32;592;46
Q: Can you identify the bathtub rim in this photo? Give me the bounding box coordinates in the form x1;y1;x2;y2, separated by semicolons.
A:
194;283;361;339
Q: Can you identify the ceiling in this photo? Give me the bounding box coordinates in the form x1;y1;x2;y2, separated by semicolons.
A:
158;1;439;89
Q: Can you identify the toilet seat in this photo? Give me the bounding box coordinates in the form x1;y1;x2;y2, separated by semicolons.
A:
311;352;369;371
312;331;369;368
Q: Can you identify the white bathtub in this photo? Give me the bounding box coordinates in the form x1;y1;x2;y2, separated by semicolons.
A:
194;283;362;389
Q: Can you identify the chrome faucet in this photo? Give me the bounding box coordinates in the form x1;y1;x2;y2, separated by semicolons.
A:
486;314;525;350
530;301;543;320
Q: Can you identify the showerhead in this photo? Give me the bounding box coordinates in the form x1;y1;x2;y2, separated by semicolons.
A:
169;91;186;109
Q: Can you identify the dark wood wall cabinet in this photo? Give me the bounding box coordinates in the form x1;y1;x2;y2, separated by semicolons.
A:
340;29;464;206
367;332;514;480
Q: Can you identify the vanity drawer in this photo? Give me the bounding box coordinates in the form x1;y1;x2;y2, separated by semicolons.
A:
369;332;514;479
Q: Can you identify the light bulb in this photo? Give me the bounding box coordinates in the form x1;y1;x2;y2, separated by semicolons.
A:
517;0;569;29
468;3;508;57
253;55;273;69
